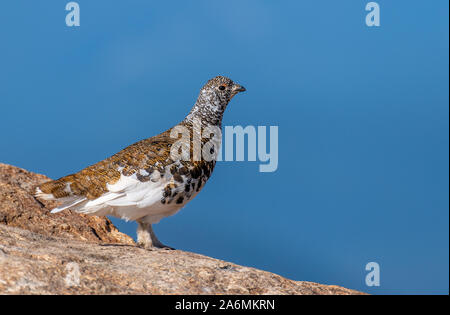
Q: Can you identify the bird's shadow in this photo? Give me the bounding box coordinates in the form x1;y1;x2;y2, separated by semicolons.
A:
99;243;138;248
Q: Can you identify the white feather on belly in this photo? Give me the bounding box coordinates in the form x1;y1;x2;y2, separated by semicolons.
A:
65;172;184;223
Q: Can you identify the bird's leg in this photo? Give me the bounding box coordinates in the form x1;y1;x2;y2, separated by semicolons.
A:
136;221;174;250
136;221;152;249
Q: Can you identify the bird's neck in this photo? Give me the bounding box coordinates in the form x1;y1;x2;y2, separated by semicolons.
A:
183;93;226;128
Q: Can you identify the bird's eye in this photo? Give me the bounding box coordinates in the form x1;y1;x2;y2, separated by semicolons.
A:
218;85;226;91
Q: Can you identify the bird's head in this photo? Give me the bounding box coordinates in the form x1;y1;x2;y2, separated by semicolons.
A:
186;76;246;126
202;76;246;105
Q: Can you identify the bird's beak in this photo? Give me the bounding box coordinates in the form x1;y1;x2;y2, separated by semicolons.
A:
232;84;246;93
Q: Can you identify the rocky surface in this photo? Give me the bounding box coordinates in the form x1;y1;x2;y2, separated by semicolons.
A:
0;163;364;295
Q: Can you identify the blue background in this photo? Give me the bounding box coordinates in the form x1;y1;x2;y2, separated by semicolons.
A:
0;1;448;294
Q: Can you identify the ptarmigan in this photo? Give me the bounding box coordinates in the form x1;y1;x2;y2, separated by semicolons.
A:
35;76;246;249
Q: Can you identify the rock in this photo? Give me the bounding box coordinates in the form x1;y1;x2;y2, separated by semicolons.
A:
0;163;364;295
0;163;134;244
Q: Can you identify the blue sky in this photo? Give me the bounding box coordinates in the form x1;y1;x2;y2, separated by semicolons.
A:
0;1;448;294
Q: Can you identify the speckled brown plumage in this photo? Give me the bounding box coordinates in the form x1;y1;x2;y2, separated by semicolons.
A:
39;125;217;201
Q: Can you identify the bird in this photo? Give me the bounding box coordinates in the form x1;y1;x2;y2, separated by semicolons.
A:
35;76;246;250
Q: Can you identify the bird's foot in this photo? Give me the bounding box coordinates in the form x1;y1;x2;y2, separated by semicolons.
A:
136;221;175;250
136;241;155;251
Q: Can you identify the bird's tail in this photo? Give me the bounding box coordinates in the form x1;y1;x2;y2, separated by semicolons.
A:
35;178;87;213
